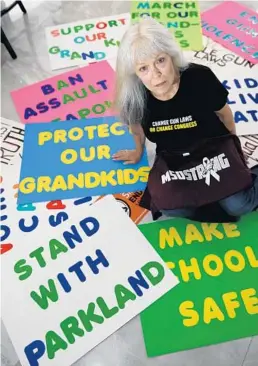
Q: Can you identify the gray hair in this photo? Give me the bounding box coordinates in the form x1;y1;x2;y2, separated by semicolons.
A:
114;17;189;126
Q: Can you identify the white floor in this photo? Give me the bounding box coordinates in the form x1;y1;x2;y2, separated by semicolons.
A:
1;1;258;366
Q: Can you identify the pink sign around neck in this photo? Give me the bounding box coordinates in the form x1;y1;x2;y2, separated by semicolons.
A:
11;61;115;124
201;1;258;64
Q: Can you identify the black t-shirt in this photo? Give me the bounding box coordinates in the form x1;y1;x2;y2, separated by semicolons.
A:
142;63;230;153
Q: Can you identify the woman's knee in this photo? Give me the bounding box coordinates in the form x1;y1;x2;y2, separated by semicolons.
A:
219;195;249;216
160;208;194;218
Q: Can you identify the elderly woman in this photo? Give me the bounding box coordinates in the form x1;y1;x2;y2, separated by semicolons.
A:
113;17;258;220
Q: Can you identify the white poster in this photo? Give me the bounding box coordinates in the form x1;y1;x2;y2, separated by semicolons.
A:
220;71;258;136
186;36;258;136
1;193;178;366
240;135;258;168
0;117;24;168
45;13;130;70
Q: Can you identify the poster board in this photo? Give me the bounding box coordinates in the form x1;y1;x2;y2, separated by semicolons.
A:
1;195;178;366
201;1;258;64
0;167;97;255
0;136;148;242
240;135;258;168
97;191;149;224
17;116;150;204
187;35;256;71
131;1;203;50
45;13;130;70
11;61;115;124
0;117;24;167
220;71;258;136
139;214;258;356
0;167;96;365
0;164;149;257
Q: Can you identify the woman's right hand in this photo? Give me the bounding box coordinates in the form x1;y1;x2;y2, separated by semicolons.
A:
112;149;142;165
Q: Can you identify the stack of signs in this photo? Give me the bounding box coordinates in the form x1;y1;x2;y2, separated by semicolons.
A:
139;214;258;356
1;195;178;366
130;1;203;50
45;13;130;70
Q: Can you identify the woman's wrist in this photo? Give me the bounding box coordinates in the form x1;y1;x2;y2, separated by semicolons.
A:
135;147;144;158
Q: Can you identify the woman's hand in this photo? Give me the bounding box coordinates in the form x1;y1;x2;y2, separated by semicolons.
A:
112;149;142;165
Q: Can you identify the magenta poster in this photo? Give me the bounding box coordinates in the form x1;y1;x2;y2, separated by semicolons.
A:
11;61;115;124
202;2;258;64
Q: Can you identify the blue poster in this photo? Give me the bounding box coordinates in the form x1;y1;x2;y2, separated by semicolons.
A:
18;116;150;204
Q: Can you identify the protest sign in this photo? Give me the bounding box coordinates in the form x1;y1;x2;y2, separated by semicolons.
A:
0;139;148;259
139;214;258;356
201;2;258;64
17;116;150;204
1;195;178;366
186;43;258;136
240;135;258;168
45;13;130;71
0;167;98;256
187;35;256;71
131;1;203;50
222;71;258;136
0;117;24;167
11;61;114;124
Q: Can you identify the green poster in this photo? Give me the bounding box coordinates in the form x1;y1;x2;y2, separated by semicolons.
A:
139;213;258;357
130;1;203;51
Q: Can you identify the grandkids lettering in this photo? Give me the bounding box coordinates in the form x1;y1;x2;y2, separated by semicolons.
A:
17;117;150;203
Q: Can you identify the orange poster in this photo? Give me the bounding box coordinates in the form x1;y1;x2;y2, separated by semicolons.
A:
97;191;149;224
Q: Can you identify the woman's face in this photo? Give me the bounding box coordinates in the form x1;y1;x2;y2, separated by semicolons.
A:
135;53;176;99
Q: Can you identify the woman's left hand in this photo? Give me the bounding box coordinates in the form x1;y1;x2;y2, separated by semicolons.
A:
112;149;142;165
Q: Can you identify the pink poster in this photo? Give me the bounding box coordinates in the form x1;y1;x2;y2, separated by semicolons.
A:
202;1;258;64
11;61;115;124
